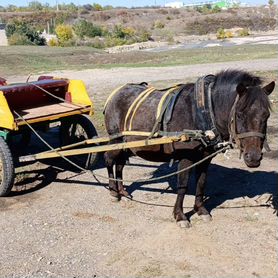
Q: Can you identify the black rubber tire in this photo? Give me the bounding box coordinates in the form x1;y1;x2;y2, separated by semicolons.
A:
0;137;15;197
60;114;99;170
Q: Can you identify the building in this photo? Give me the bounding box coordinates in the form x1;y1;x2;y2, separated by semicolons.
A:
165;1;184;8
165;1;240;9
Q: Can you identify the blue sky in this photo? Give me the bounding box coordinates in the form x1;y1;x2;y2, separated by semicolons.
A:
0;0;273;8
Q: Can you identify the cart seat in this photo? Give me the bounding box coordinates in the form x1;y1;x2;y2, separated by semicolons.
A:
0;79;69;111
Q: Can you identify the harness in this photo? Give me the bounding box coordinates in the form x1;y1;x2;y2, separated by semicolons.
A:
193;75;221;146
104;77;270;153
228;94;270;156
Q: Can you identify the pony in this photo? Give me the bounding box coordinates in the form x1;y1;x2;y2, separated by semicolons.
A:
103;70;275;228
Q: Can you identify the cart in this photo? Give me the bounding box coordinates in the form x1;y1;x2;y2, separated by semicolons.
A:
0;76;98;196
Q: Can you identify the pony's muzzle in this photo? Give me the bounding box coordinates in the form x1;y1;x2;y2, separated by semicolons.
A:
243;150;262;168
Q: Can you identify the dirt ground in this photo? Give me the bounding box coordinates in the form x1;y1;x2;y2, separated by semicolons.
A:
0;59;277;278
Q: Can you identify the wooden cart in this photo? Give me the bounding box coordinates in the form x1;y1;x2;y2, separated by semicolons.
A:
0;76;98;196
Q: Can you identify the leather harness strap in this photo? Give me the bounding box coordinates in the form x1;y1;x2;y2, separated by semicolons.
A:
228;94;268;154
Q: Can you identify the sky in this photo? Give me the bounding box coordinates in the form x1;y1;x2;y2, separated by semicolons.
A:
0;0;273;8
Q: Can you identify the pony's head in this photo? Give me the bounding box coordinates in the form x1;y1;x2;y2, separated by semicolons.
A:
234;81;275;167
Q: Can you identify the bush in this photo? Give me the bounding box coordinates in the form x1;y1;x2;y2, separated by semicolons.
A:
225;31;233;38
8;33;32;45
216;28;233;39
112;25;136;39
73;19;103;38
5;20;46;45
216;28;226;39
55;24;73;46
154;20;165;29
48;37;59;46
238;28;249;37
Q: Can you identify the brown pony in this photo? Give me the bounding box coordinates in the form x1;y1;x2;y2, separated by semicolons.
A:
104;70;275;228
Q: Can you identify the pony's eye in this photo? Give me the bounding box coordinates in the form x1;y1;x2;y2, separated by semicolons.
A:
236;112;245;120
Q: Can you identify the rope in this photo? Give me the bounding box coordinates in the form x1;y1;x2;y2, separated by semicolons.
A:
90;146;230;183
14;109;230;184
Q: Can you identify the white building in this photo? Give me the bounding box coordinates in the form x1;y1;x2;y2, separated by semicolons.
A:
165;1;184;8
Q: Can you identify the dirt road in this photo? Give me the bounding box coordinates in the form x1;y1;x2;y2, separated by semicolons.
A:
0;59;277;277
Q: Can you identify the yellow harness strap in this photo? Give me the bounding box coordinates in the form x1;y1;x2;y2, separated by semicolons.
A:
127;87;156;131
124;87;155;131
156;85;180;119
103;84;127;111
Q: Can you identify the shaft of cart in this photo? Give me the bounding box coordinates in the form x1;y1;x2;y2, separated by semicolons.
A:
19;133;190;163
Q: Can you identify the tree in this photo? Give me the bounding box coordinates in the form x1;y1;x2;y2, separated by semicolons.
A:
268;0;274;6
92;3;103;11
28;1;43;11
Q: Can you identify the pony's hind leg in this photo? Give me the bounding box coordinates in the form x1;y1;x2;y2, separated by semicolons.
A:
173;159;192;228
104;150;120;199
194;158;212;222
115;151;129;198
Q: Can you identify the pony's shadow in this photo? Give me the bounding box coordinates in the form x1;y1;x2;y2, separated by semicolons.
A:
126;161;278;217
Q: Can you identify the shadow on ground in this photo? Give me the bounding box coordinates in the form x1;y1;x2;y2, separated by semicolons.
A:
10;128;277;216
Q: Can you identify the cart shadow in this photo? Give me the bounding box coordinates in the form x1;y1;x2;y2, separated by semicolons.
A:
10;166;61;196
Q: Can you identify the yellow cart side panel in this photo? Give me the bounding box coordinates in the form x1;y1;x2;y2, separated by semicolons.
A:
0;91;15;130
68;80;94;115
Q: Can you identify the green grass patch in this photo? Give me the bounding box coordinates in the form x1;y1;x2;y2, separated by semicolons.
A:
0;44;277;76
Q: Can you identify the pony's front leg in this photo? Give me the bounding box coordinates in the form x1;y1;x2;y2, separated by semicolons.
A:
173;159;192;228
194;158;212;222
104;151;119;198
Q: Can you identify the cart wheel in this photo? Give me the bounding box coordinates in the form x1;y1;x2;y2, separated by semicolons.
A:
60;114;99;170
0;137;15;196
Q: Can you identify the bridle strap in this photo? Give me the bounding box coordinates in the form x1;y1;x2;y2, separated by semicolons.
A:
237;132;265;139
228;95;266;151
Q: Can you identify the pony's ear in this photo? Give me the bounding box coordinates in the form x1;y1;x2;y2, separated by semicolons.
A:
236;83;247;96
263;81;275;95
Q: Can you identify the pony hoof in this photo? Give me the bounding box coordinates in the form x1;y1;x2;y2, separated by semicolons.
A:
110;190;119;198
177;220;191;228
119;189;130;197
110;195;121;202
200;214;212;222
110;190;120;202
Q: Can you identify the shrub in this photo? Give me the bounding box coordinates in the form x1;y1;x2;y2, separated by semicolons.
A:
238;28;249;37
48;37;59;46
5;20;46;45
216;28;233;39
55;24;73;46
73;19;102;38
154;20;165;29
216;28;226;39
225;31;233;38
8;33;32;45
112;25;136;39
139;30;151;42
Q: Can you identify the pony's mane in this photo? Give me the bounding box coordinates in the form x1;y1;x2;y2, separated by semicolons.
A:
213;69;270;110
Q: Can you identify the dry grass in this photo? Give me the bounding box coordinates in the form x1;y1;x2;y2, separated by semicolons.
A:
0;44;277;76
0;6;276;40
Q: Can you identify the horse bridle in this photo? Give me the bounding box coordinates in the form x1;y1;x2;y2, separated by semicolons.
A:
228;94;268;155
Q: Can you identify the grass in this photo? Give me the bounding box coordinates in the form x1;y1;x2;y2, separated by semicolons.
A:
0;44;277;76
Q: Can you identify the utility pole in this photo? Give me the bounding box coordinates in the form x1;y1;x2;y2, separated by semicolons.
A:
56;0;59;11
